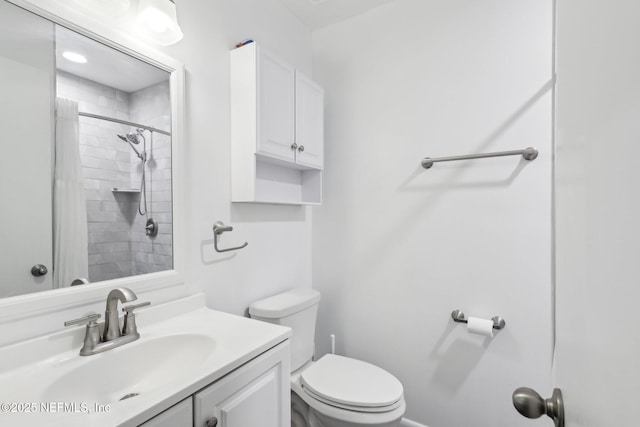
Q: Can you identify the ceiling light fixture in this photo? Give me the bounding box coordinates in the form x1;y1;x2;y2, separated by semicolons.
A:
62;51;88;64
138;0;184;46
74;0;130;17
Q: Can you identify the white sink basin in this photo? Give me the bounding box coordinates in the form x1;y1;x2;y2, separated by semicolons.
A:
41;333;215;404
0;294;291;427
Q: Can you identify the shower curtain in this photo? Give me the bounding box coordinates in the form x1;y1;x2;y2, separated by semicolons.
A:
53;98;89;288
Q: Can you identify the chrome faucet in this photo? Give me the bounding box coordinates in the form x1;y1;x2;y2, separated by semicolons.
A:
64;288;150;356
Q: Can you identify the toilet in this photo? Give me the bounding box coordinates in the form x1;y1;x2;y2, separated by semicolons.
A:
249;288;406;427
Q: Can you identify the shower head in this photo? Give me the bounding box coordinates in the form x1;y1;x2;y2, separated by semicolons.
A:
118;129;145;145
117;129;146;160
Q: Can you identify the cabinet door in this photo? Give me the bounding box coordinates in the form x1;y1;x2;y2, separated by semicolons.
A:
193;341;290;427
139;398;192;427
257;49;296;163
295;72;324;169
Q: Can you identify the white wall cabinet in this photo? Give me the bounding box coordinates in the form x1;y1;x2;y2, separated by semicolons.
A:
193;341;290;427
231;42;324;205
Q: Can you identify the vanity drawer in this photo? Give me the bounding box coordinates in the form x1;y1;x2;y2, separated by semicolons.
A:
139;398;192;427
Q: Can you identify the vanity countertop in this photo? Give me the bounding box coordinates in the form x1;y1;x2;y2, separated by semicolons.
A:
0;293;291;426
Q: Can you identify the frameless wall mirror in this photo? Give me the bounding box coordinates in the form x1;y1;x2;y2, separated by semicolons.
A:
0;0;174;298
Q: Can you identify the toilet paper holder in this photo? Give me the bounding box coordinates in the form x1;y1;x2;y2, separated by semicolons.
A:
451;309;506;330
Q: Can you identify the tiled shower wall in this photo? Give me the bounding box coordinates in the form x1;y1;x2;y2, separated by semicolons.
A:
130;81;173;275
56;71;172;283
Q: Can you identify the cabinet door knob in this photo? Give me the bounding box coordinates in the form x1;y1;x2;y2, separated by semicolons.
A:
298;145;305;152
291;143;298;150
206;416;218;427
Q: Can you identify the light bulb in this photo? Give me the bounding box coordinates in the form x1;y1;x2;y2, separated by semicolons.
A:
143;9;169;33
62;51;88;64
138;0;184;45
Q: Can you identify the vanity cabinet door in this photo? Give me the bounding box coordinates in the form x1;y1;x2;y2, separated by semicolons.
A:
193;341;290;427
139;398;192;427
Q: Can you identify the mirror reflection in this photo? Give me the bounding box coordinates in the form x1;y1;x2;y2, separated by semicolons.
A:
0;1;173;298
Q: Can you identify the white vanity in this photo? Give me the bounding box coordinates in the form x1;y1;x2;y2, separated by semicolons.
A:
0;294;291;426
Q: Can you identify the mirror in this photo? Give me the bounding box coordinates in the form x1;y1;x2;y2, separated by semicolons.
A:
0;0;174;298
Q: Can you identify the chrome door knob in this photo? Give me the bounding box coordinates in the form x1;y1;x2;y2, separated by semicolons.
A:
31;264;48;277
291;143;298;150
512;387;564;427
298;145;305;152
205;416;218;427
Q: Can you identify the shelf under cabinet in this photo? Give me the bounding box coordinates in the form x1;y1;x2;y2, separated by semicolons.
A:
232;155;322;205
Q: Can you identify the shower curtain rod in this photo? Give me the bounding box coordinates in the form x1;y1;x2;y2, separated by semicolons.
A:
78;112;172;136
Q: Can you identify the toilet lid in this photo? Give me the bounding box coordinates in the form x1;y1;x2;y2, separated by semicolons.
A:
300;354;403;410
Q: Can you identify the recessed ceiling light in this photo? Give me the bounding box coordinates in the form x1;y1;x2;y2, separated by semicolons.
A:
62;51;88;64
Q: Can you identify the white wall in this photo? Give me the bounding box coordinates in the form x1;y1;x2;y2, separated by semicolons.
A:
311;1;553;426
555;0;640;425
172;0;314;315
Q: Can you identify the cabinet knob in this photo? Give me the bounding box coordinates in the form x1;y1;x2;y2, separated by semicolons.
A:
206;416;218;427
298;145;305;152
291;143;298;150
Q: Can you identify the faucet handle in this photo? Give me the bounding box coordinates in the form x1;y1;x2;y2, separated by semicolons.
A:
65;313;102;356
122;301;151;314
64;313;101;327
122;301;150;337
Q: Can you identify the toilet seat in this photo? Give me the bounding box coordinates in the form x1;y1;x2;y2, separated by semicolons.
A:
300;354;403;413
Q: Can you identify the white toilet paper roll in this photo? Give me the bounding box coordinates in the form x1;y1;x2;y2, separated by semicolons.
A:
467;316;494;337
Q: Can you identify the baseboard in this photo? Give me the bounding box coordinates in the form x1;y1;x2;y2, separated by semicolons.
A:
401;418;428;427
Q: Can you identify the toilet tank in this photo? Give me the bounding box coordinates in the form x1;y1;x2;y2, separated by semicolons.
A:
249;288;320;372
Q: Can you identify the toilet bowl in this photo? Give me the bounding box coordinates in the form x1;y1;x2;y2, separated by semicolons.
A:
291;355;406;427
249;289;405;427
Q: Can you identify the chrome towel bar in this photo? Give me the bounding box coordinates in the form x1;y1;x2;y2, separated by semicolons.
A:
421;147;538;169
451;309;506;330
